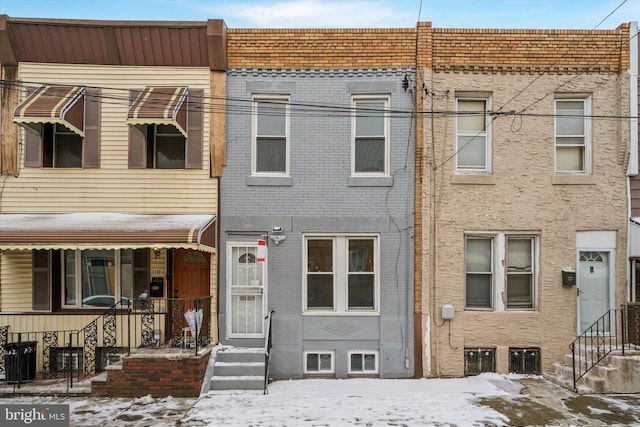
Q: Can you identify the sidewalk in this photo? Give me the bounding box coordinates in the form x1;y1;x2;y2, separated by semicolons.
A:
0;375;639;426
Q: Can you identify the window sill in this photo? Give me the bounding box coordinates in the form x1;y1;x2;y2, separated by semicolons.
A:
348;176;393;187
246;175;292;186
551;175;595;185
303;311;380;316
451;174;496;185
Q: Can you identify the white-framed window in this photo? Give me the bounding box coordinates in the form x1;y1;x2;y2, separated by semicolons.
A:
304;351;335;374
348;350;379;374
455;96;491;172
252;96;289;175
62;249;134;308
352;96;390;176
303;234;379;314
555;97;591;173
465;233;537;311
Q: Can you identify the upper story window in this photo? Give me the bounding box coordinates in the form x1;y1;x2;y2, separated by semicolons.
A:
253;96;289;175
146;124;185;169
128;87;203;170
554;97;590;173
465;233;537;311
304;235;379;314
352;96;389;176
455;97;491;173
15;86;101;168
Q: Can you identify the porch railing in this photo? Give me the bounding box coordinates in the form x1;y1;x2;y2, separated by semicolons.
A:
0;296;212;390
264;310;274;395
570;304;639;392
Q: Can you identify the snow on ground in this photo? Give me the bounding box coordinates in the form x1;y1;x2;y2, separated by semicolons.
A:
181;374;516;426
0;374;521;426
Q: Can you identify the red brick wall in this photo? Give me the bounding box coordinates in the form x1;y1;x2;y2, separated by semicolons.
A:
91;349;210;398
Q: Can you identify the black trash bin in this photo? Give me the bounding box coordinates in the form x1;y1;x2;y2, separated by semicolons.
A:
4;341;37;383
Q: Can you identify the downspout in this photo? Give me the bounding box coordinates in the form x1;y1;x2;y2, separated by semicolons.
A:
627;21;638;302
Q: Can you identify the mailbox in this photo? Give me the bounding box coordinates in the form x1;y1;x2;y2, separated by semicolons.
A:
150;277;164;297
562;267;576;286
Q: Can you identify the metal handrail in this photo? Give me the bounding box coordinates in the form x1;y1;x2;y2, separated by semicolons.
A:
569;306;630;391
264;310;275;395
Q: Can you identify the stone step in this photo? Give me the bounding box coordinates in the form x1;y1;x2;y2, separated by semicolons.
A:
216;348;265;363
214;361;265;377
209;375;264;391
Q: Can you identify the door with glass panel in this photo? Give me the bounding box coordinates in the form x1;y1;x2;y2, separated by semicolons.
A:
578;251;611;334
227;243;266;338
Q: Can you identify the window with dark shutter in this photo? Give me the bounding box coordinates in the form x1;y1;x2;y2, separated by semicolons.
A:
32;250;51;310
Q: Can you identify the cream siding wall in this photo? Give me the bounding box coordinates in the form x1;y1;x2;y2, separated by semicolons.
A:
421;70;629;376
2;63;216;214
0;64;219;344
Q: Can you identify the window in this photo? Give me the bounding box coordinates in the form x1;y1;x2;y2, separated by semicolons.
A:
253;96;289;175
352;96;389;175
304;235;378;313
304;351;334;374
42;124;82;168
348;350;378;374
455;97;490;172
465;233;537;311
32;249;148;310
506;237;534;309
509;348;541;374
146;124;185;169
22;88;101;169
128;88;203;170
555;98;590;173
464;348;496;376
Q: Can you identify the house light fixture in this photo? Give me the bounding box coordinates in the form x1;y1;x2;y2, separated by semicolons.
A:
269;226;286;246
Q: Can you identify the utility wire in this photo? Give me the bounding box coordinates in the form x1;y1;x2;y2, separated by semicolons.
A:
497;0;629;113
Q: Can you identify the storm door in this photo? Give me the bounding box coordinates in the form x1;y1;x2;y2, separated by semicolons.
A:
227;243;266;338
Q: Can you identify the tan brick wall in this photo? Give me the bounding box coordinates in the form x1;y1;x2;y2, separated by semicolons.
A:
420;24;630;74
228;28;416;68
419;69;629;377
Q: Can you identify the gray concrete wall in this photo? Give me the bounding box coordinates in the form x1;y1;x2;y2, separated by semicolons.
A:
220;68;415;379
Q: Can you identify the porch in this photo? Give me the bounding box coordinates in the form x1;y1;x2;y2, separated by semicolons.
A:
0;297;214;397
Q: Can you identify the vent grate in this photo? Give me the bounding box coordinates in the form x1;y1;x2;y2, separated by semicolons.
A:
509;348;541;374
464;348;495;376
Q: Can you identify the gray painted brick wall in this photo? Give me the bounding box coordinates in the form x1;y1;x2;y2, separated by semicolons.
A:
220;68;415;379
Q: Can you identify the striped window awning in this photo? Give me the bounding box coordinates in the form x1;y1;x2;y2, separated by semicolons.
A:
127;86;188;137
0;213;216;253
13;85;86;137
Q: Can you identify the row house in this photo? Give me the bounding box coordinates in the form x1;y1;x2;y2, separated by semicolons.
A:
219;28;417;379
416;22;635;380
0;14;637;392
0;16;226;374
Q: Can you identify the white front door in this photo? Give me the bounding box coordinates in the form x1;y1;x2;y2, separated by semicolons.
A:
578;251;611;334
227;243;266;338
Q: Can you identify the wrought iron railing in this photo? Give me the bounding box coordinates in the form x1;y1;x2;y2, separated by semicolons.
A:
1;296;212;390
264;310;275;395
570;305;639;391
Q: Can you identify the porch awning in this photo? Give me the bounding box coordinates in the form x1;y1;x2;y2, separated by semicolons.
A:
127;86;188;137
0;213;216;252
13;85;86;137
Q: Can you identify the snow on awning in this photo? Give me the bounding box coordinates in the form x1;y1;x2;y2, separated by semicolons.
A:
127;86;188;137
13;85;85;137
0;213;216;252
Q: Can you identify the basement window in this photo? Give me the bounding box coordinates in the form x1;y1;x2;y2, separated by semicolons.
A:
509;348;541;374
304;351;334;374
464;348;496;376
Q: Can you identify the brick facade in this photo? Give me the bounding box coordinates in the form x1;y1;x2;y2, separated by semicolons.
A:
91;350;210;398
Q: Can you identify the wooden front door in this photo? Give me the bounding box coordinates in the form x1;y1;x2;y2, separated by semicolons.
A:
173;249;210;299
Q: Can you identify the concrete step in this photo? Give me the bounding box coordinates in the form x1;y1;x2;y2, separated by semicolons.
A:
209;375;264;391
216;348;264;363
214;361;265;377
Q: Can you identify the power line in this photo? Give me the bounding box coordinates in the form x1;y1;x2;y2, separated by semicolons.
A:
2;79;637;121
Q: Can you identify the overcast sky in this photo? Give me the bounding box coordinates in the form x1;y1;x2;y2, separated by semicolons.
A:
0;0;637;29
